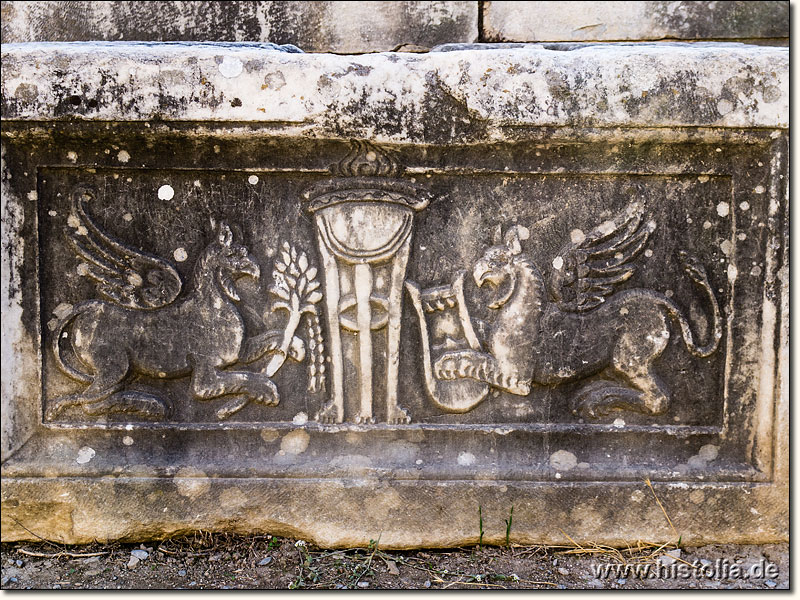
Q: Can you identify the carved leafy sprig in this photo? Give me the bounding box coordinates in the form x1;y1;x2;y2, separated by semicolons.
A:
268;242;326;392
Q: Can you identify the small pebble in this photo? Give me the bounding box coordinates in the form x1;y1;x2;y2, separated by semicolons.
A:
126;556;140;569
258;557;273;566
616;578;627;585
15;559;24;567
1;576;9;586
558;567;569;576
178;569;187;577
53;584;61;589
557;584;566;590
424;580;432;588
130;549;149;560
357;581;370;588
765;580;777;588
335;584;345;589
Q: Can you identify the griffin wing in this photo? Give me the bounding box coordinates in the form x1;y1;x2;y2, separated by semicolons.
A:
548;203;653;313
66;187;182;309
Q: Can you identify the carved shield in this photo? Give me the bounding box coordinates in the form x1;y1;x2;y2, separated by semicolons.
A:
405;272;490;413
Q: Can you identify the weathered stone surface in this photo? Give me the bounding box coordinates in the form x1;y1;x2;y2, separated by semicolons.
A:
0;1;479;52
0;43;788;548
483;1;789;43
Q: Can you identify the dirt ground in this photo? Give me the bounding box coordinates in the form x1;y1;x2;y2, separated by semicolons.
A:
0;533;789;590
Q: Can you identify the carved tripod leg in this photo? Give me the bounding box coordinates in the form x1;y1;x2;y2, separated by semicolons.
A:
354;263;375;424
190;360;279;421
45;348;129;419
314;231;344;424
385;243;412;424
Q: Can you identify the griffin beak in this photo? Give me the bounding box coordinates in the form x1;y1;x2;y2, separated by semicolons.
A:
473;261;490;287
239;259;260;281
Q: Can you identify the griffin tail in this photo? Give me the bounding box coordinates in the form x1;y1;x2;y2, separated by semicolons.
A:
52;303;97;383
661;252;723;358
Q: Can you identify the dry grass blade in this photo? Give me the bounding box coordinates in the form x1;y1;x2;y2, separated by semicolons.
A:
645;478;679;542
17;549;109;559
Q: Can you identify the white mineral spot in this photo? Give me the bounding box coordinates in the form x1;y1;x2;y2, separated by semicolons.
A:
630;490;645;502
613;418;625;428
597;220;615;235
758;162;764;167
113;173;119;179
123;436;134;446
737;233;746;241
614;252;623;261
104;149;111;154
715;148;722;153
570;229;585;244
67;151;78;162
76;446;96;464
280;430;310;455
27;190;37;201
214;298;222;309
213;145;221;153
619;307;628;316
67;214;80;228
194;180;202;187
158;371;167;378
703;221;712;230
173;247;188;262
292;412;308;426
158;184;174;201
218;55;243;78
415;459;423;465
727;264;738;282
739;201;750;211
716;202;730;217
76;225;87;236
549;450;577;471
117;150;130;163
123;212;133;222
248;175;259;185
644;249;653;258
720;240;732;256
76;263;89;276
754;185;765;194
48;210;57;217
552;256;564;270
555;473;562;479
697;175;710;183
750;265;762;277
457;452;476;466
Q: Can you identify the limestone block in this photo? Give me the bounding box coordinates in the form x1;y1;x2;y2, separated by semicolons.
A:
0;1;479;52
0;42;788;548
483;1;789;43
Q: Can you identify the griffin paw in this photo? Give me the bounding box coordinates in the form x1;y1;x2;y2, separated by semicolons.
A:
355;414;375;425
386;406;412;425
315;402;342;424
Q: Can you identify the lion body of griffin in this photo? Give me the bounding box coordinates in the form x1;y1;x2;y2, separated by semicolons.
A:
433;204;723;418
47;188;304;421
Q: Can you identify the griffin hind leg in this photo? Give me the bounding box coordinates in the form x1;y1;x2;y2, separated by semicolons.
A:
45;350;130;419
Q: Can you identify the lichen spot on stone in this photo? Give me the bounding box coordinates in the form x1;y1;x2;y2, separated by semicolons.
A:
67;151;78;162
716;202;730;217
174;467;211;500
123;213;133;222
76;446;96;464
67;214;80;228
754;185;765;195
613;418;625;428
630;490;645;503
117;150;130;163
122;436;134;446
219;56;243;78
570;229;585;244
27;190;37;201
248;175;259;185
549;450;577;471
698;444;719;462
644;249;653;258
552;256;564;270
260;429;279;443
173;247;188;262
158;185;175;201
720;240;732;256
457;451;476;466
727;264;738;283
689;490;705;504
292;412;308;426
280;430;310;455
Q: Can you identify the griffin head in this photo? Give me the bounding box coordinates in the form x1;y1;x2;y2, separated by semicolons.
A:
212;222;260;302
473;225;530;309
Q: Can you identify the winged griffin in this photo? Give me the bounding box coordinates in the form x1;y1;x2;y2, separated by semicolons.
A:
47;187;324;421
430;203;722;418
